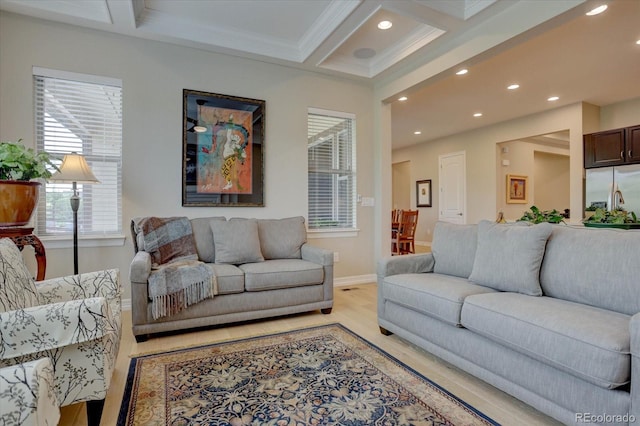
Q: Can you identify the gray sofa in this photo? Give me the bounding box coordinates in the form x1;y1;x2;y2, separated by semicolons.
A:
378;220;639;425
130;216;333;342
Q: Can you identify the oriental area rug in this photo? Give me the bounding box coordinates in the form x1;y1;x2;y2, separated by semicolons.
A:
117;323;499;425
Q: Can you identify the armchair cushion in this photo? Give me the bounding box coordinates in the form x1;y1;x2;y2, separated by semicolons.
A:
0;358;60;426
0;238;40;312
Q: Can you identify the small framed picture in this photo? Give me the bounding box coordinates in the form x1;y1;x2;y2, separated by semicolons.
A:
416;179;432;207
506;174;528;204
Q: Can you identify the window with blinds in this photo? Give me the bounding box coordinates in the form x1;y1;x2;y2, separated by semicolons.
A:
307;108;356;231
34;68;122;237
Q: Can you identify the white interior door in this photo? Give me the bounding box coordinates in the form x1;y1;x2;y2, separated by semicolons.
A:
439;151;466;224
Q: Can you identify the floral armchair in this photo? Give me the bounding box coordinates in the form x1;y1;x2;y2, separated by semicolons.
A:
0;238;121;426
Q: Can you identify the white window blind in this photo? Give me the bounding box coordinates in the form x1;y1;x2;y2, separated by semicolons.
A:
34;68;122;237
307;108;356;231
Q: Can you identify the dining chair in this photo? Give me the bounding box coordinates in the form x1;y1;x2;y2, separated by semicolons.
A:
392;209;419;255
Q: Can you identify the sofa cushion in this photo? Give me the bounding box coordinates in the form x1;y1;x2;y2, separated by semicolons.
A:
461;292;631;389
469;220;551;296
240;259;323;292
211;219;264;265
0;238;41;312
540;225;640;315
206;263;245;294
257;216;306;259
432;222;477;278
381;273;496;326
190;217;226;263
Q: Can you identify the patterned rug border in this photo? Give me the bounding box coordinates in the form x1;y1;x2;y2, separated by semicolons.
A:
117;323;500;425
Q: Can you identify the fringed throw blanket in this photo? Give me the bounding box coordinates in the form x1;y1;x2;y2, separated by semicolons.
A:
148;259;218;320
138;216;217;320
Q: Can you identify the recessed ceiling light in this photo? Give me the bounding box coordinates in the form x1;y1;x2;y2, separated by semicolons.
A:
353;48;376;59
636;39;640;45
414;131;422;135
586;5;607;16
507;84;520;90
456;69;468;75
398;96;408;101
547;96;560;102
378;20;392;30
473;113;483;117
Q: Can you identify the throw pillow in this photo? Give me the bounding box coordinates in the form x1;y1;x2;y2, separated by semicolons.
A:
468;220;552;296
0;238;41;312
257;216;307;259
211;218;264;264
432;221;478;278
190;216;226;263
138;216;199;266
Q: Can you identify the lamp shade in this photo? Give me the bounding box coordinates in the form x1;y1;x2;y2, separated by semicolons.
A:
50;153;100;184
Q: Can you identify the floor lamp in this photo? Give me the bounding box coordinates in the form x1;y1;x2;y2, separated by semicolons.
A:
50;153;99;274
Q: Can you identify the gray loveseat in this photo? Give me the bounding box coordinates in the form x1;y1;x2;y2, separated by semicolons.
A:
130;216;333;342
378;220;639;425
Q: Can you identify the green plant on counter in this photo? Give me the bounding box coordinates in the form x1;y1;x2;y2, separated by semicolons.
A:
519;205;565;224
583;208;638;224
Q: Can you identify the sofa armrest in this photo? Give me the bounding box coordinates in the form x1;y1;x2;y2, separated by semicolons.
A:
630;312;640;420
301;243;333;266
130;251;152;283
377;253;435;278
301;244;333;303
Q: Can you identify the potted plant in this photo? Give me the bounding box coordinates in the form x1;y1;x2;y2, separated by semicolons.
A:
0;139;58;227
518;205;566;224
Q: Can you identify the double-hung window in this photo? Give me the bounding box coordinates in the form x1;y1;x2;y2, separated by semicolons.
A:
307;108;356;233
34;67;123;243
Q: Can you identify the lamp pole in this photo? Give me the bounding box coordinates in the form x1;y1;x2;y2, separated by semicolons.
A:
70;181;80;275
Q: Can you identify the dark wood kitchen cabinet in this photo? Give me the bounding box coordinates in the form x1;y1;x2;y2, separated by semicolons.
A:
584;124;640;168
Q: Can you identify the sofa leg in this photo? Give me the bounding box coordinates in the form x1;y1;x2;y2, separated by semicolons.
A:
379;326;393;336
86;399;105;426
135;334;149;343
321;308;332;314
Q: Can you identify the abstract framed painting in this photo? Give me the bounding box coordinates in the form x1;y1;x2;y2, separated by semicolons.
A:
182;89;265;206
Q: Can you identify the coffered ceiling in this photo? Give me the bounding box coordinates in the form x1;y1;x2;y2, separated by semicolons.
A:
1;0;639;149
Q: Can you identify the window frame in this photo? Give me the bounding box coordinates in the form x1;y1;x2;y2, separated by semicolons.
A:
33;67;125;248
307;107;358;237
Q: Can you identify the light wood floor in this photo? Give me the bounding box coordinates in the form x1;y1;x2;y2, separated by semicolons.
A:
59;283;561;426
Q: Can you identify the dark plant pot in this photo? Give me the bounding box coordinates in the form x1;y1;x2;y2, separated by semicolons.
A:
0;180;41;227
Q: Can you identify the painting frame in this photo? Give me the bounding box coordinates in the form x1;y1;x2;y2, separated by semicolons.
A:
416;179;432;207
506;174;528;204
182;89;265;207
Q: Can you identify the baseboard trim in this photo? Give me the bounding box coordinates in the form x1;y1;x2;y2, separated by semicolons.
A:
334;274;377;287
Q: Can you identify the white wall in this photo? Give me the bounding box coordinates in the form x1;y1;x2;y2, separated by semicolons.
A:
600;97;640;130
0;12;377;296
392;161;411;210
533;151;570;214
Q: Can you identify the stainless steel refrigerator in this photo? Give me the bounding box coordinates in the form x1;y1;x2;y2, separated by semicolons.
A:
585;164;640;215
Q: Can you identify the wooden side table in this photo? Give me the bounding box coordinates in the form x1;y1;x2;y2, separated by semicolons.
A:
0;227;46;280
